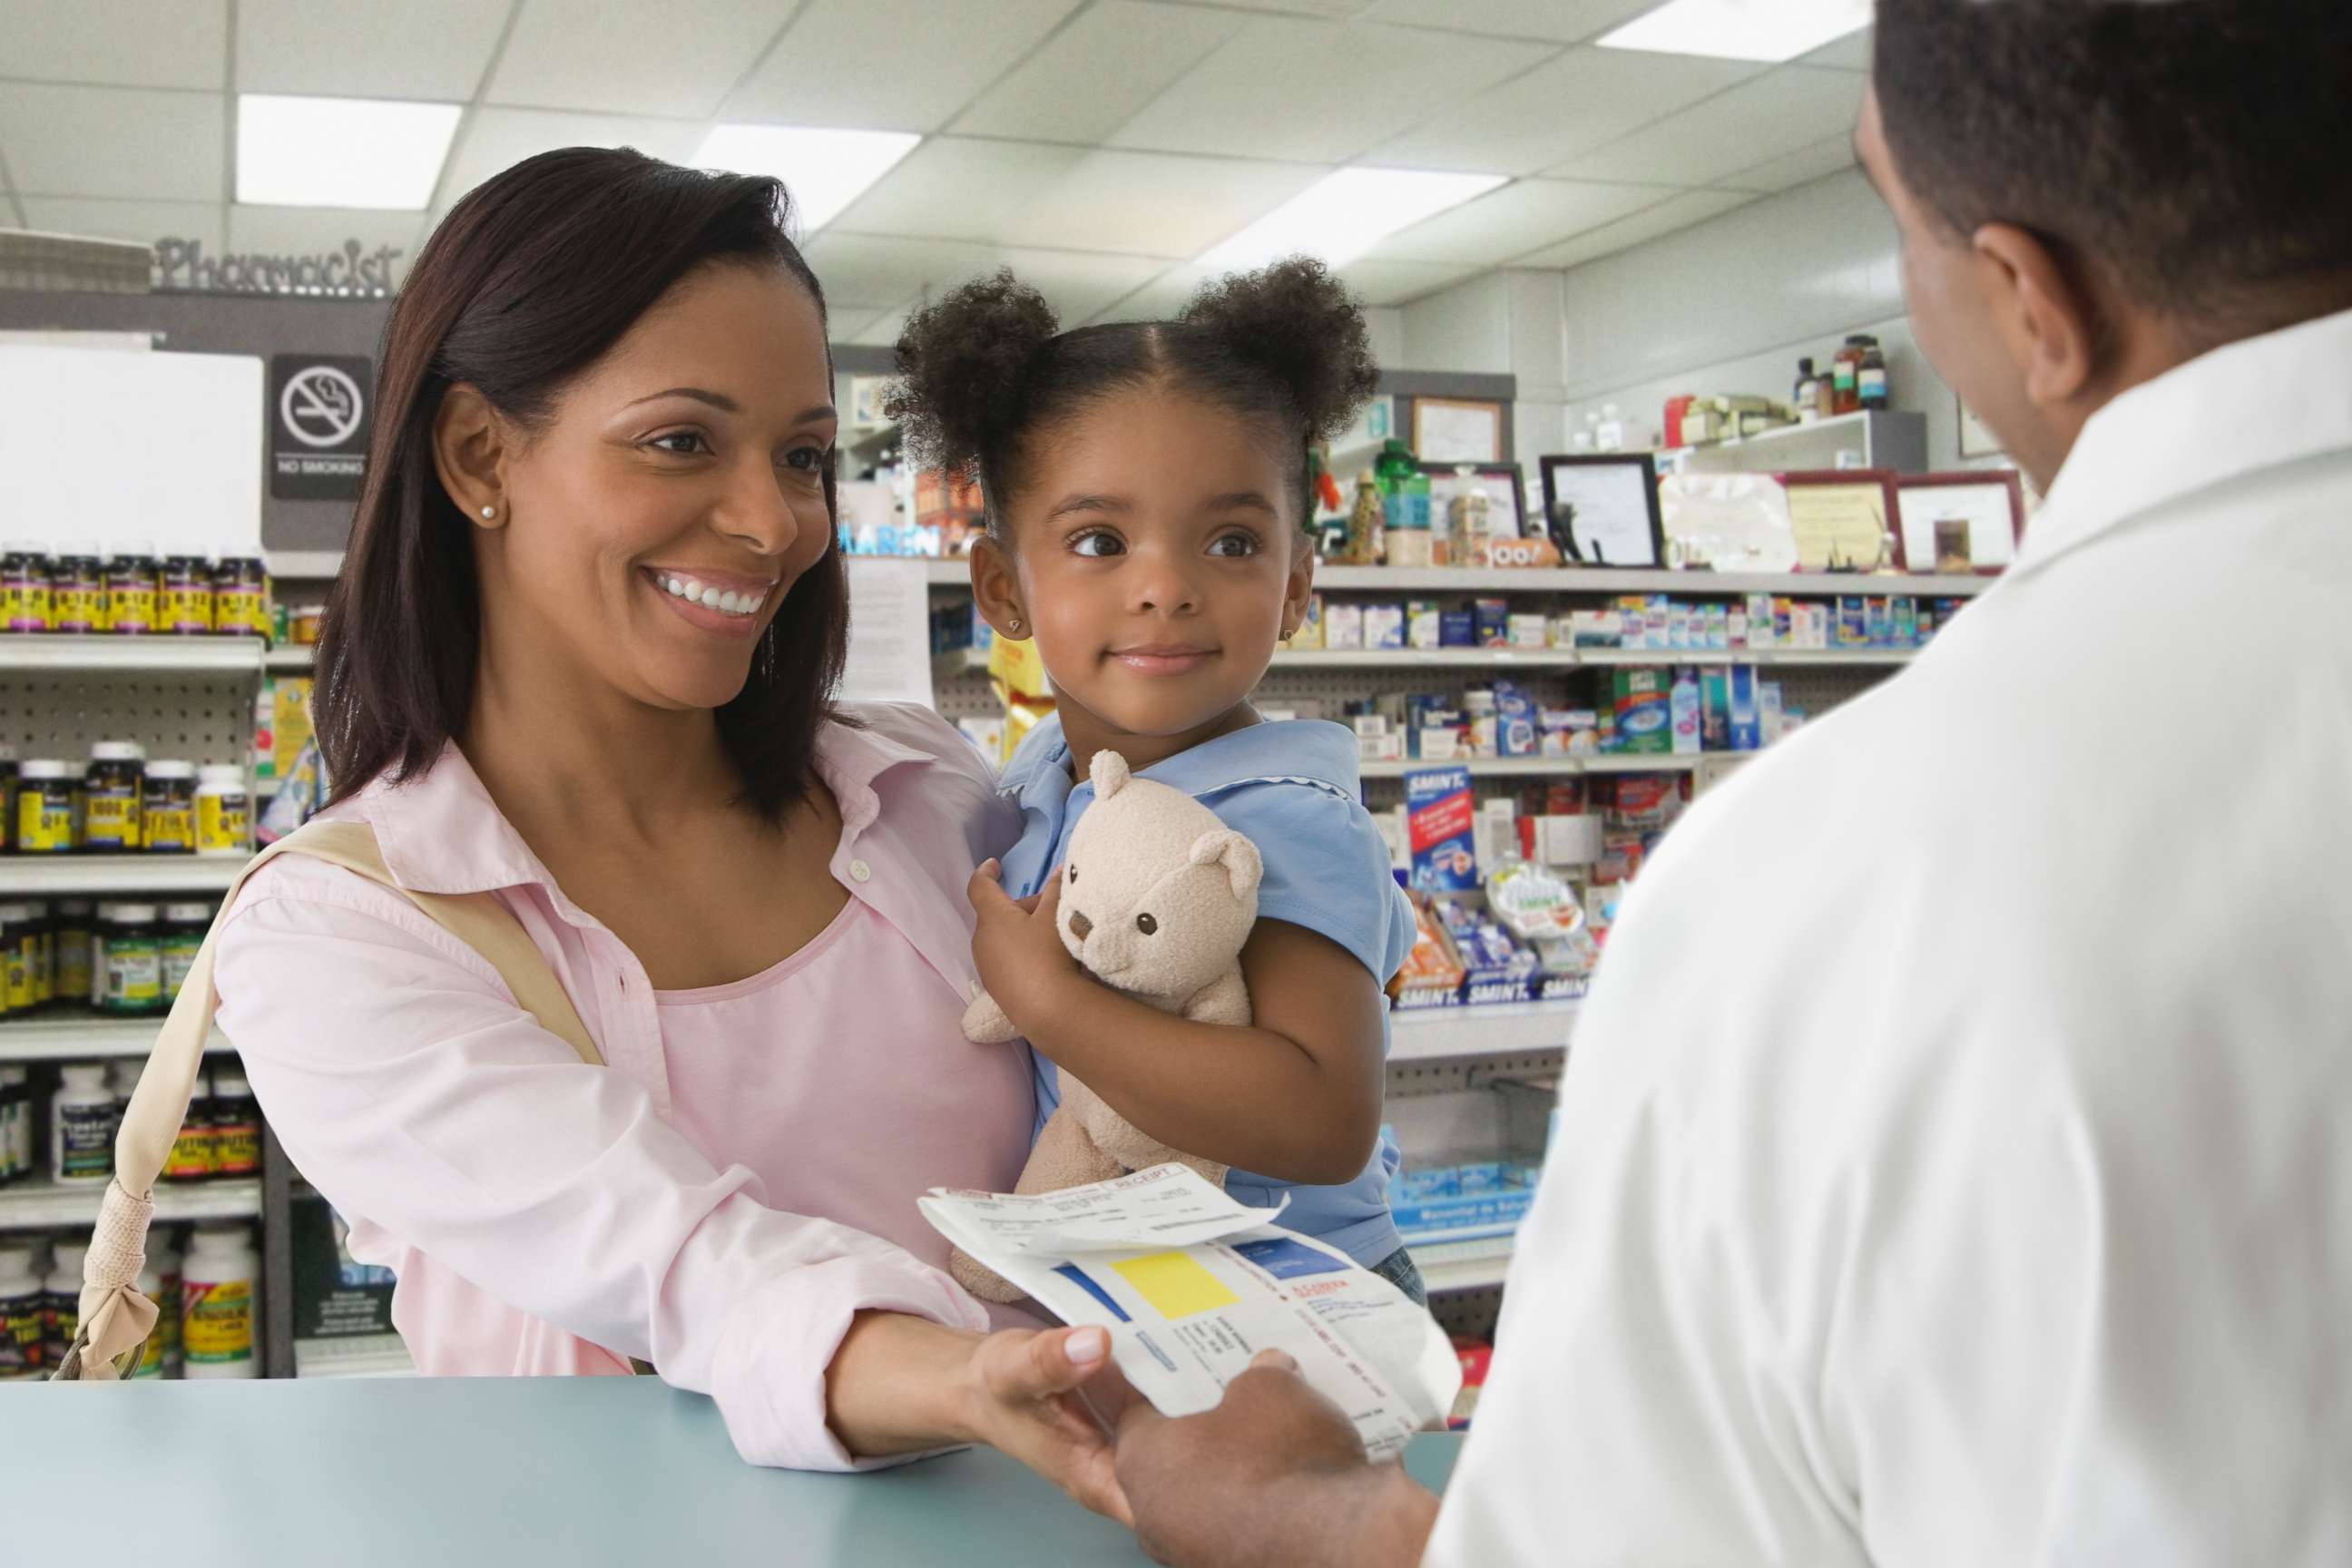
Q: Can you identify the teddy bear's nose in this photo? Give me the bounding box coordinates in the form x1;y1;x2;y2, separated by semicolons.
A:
1068;910;1093;940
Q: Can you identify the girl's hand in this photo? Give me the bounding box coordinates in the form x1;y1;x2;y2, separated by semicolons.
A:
956;1325;1137;1525
969;858;1082;1028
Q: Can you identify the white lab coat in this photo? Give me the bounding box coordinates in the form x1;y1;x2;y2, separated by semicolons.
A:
1426;308;2352;1566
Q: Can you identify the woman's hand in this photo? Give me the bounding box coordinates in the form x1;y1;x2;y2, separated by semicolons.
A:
955;1325;1137;1525
968;858;1083;1030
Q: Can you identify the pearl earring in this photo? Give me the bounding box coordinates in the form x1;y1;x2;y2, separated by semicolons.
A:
481;505;496;520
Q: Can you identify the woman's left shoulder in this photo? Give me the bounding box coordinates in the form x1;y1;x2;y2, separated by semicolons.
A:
831;701;1014;834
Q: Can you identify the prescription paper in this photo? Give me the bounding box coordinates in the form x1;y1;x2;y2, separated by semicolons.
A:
920;1165;1460;1458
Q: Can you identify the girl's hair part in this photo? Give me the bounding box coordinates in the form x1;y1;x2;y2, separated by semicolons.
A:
314;147;848;823
887;255;1377;534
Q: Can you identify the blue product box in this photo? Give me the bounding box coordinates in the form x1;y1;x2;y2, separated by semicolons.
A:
1495;681;1538;758
1406;765;1478;890
1702;669;1730;751
1729;664;1761;751
1865;596;1890;647
1707;603;1730;651
1894;597;1919;647
1474;597;1511;647
1440;610;1475;648
1838;596;1869;647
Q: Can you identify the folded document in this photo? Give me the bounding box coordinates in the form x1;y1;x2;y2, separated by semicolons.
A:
919;1164;1460;1457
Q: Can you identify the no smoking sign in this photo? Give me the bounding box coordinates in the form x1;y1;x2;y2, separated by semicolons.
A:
270;353;372;500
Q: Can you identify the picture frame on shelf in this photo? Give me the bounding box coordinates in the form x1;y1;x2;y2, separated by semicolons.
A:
1656;470;1799;573
1894;471;2025;573
1420;461;1529;551
1412;397;1504;464
1538;453;1666;569
1779;469;1902;572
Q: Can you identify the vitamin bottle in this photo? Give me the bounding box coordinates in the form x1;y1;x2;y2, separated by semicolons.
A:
0;1243;44;1379
142;760;197;854
195;766;250;857
82;740;146;853
16;760;77;854
0;1065;31;1183
103;543;161;635
181;1224;259;1379
52;1062;121;1184
41;1236;86;1367
161;902;211;1004
1;544;53;632
210;1067;260;1180
163;1067;217;1182
100;903;164;1017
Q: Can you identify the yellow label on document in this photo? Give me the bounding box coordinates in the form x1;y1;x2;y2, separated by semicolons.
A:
1110;1251;1240;1320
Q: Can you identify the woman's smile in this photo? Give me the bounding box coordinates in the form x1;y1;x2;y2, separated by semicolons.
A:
641;564;779;636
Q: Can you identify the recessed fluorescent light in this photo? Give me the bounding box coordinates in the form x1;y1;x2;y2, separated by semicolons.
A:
1599;0;1870;64
237;95;463;210
1196;168;1509;274
694;126;922;233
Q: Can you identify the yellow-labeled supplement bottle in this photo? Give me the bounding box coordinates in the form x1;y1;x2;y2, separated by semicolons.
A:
194;766;250;857
50;554;103;633
181;1224;257;1378
103;543;161;636
162;554;213;635
1;544;52;632
15;760;75;854
81;741;145;853
141;760;197;854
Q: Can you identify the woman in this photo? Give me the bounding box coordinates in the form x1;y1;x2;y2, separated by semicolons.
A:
213;148;1124;1511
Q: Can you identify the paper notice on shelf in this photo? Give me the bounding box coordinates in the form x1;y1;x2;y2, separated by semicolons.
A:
921;1165;1460;1458
839;556;934;708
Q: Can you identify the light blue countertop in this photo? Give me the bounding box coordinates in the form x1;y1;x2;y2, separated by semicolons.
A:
11;1377;1463;1564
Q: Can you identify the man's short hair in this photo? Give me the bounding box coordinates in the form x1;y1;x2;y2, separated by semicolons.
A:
1875;0;2352;318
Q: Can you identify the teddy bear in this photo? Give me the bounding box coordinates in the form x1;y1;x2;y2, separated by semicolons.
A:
953;749;1263;1304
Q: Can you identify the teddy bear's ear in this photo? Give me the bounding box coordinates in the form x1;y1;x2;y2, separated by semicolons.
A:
1189;828;1264;900
1091;750;1132;799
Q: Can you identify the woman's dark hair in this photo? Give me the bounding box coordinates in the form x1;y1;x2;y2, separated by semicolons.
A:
316;146;844;820
885;256;1377;535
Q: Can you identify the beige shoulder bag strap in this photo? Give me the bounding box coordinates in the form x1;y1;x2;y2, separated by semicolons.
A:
54;817;607;1381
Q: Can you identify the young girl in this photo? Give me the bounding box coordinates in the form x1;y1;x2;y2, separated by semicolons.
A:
888;258;1423;1301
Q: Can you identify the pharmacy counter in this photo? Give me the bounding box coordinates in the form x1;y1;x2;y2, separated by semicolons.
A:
16;1377;1465;1563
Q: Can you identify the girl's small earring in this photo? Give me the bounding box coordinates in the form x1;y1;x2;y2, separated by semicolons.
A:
1007;613;1024;634
480;505;497;520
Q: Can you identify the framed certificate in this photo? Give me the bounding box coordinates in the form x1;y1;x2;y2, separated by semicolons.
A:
1412;397;1504;464
1539;454;1665;569
1894;472;2025;573
1420;461;1527;536
1779;469;1899;572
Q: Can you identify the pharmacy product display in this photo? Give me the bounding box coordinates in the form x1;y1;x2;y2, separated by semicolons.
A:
4;740;251;858
0;1061;253;1190
0;544;272;638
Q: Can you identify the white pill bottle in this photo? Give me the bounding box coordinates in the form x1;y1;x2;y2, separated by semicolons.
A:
180;1223;258;1378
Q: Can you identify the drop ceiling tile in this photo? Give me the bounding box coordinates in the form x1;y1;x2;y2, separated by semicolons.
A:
15;197;222;252
1555;67;1865;188
994;151;1327;259
0;0;225;90
1713;133;1853;193
1511;188;1753;270
1367;45;1760;176
726;0;1083;132
949;1;1245;145
848;306;914;348
991;247;1170;323
229;204;431;258
434;108;705;210
1335;258;1481;308
1805;26;1873;70
1083;264;1212;325
235;0;505;99
486;0;785;119
1369;178;1677;265
827;139;1091;243
1358;0;1655;44
1108;16;1553;163
800;232;998;309
0;84;224;201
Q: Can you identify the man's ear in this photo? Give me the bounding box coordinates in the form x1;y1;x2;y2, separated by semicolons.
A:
433;383;514;530
1972;223;2102;410
970;534;1030;642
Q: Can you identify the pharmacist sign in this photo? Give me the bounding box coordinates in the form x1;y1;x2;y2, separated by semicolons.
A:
270;354;371;500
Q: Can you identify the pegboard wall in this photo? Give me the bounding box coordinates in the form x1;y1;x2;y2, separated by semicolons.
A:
1428;1284;1505;1342
0;669;260;767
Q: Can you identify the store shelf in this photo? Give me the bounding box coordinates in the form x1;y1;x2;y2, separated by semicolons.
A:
0;1176;261;1230
1309;565;1990;597
1574;647;1915;667
1390;999;1576;1061
0;635;265;673
265;645;316;671
1360;754;1712;779
1276;648;1579;670
1410;1230;1519;1294
0;1017;233;1063
0;856;247;896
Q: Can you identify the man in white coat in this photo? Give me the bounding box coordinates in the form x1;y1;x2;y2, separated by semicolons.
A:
1112;1;2352;1562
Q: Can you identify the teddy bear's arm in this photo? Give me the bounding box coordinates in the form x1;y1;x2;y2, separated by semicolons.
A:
960;987;1021;1044
1179;967;1253;1028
